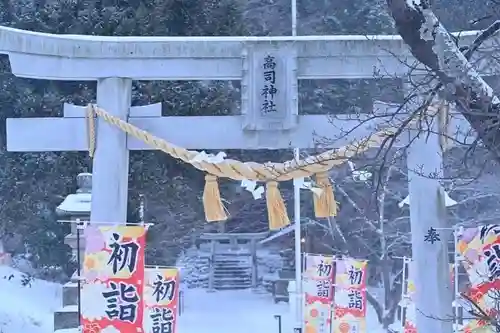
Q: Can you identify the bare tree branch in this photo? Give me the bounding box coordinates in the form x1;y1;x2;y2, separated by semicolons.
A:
387;0;500;161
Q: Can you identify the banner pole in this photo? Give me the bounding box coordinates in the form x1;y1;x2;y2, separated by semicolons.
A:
453;228;460;333
293;147;302;328
76;218;83;330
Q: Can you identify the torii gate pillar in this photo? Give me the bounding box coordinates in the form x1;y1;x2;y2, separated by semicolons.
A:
405;79;454;333
91;78;132;223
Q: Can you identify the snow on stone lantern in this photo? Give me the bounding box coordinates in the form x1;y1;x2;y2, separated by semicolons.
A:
56;172;92;272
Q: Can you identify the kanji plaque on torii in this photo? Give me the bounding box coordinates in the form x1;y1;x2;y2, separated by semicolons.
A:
242;42;297;131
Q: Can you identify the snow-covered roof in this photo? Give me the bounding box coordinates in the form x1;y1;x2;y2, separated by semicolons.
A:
199;232;269;240
259;220;312;245
56;193;91;215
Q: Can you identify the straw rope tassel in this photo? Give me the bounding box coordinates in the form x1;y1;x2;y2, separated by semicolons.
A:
266;181;290;230
86;104;96;158
313;172;337;218
203;174;228;222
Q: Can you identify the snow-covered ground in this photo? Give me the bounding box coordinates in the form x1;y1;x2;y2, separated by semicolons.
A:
0;265;386;333
0;265;62;333
178;289;385;333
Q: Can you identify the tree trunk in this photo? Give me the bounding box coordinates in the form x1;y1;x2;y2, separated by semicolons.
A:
387;0;500;162
366;287;400;330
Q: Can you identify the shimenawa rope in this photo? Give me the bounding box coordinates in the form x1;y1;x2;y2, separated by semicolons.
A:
84;104;436;230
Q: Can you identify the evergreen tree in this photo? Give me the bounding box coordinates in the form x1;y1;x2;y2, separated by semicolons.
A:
0;0;247;276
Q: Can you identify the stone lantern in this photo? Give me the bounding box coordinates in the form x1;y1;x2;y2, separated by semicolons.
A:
58;172;92;269
54;172;92;331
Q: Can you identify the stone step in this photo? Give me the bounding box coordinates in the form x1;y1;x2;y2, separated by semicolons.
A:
214;265;250;268
213;282;252;288
214;265;249;269
213;265;251;270
211;254;254;290
214;264;250;268
214;275;252;282
55;329;80;333
214;261;250;266
214;274;251;279
213;285;252;290
214;272;250;277
213;260;250;265
213;270;250;276
53;305;79;331
213;256;250;260
213;280;251;287
214;263;249;267
213;282;251;288
214;266;250;270
214;284;252;290
214;273;250;279
62;282;79;307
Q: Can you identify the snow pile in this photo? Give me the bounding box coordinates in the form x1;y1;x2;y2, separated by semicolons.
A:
256;249;283;277
256;249;283;291
0;265;61;333
176;247;210;288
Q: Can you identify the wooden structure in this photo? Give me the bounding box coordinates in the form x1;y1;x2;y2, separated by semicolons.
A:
199;232;268;290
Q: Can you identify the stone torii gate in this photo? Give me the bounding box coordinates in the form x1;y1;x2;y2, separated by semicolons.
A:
0;26;486;332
